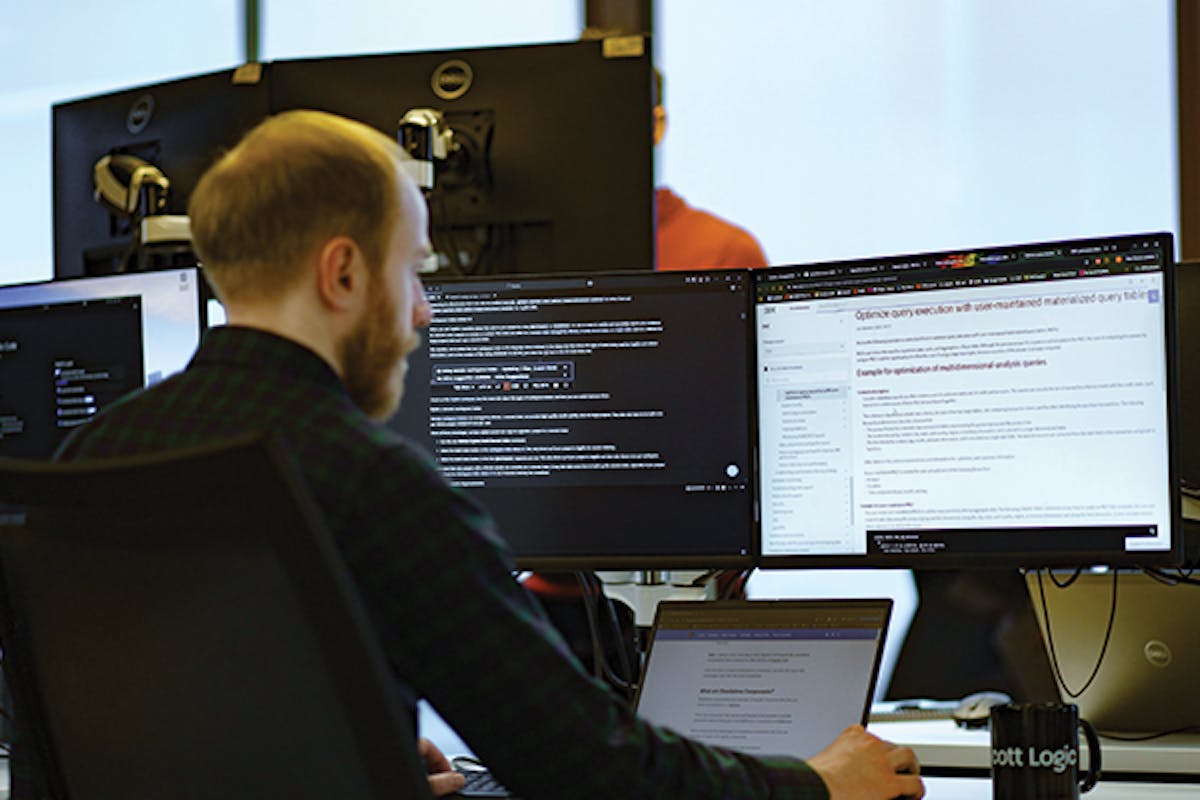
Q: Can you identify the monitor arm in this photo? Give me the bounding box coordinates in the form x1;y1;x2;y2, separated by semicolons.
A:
93;153;170;218
398;107;455;190
92;153;192;271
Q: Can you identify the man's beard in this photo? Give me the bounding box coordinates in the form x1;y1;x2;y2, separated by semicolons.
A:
340;285;419;421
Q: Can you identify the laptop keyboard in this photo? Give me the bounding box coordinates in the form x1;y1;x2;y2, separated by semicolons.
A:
868;700;957;723
457;768;512;798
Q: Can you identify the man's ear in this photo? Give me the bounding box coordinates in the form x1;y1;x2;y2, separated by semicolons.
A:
315;236;365;312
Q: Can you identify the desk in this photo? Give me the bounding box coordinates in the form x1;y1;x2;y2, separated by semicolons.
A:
421;704;1200;797
870;719;1200;780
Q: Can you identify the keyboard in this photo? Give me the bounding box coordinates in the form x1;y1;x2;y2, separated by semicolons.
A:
456;767;512;798
868;700;958;723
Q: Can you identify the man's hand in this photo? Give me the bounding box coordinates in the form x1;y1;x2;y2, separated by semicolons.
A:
806;725;925;800
418;737;466;797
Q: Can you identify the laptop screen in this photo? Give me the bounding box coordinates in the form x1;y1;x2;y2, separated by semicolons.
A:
635;599;891;760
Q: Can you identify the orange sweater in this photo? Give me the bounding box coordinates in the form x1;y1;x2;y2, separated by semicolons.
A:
655;187;768;270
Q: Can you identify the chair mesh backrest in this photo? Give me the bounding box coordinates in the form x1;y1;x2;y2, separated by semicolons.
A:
0;435;430;800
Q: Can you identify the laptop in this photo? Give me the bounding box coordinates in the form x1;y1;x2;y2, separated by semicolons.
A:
1025;570;1200;734
447;597;891;796
634;599;893;759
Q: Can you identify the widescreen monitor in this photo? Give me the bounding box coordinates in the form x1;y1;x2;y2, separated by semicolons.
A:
53;66;270;278
388;269;754;569
269;37;655;276
0;268;205;459
753;233;1179;568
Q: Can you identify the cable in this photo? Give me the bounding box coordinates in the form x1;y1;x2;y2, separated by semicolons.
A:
575;573;629;694
590;577;638;700
574;573;637;702
591;573;638;696
427;191;464;277
1048;566;1083;589
1141;566;1195;586
1035;567;1118;698
574;571;608;685
1141;565;1200;586
434;191;473;276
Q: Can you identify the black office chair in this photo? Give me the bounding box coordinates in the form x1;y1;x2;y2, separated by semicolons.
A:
0;434;431;800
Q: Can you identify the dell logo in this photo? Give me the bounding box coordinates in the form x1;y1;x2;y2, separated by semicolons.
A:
126;94;155;135
431;59;473;101
1144;639;1173;668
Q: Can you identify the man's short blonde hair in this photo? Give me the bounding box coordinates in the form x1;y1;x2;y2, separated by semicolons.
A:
189;109;405;300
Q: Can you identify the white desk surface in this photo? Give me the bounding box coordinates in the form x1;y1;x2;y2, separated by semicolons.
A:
870;719;1200;778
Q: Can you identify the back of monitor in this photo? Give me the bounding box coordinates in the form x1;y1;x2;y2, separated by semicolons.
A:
1026;571;1200;734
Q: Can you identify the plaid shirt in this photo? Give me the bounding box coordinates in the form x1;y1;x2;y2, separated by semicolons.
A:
57;325;829;800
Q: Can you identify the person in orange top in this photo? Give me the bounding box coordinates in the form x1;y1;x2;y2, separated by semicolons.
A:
656;186;768;270
652;68;769;271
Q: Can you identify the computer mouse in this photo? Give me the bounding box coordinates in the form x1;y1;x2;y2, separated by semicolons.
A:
951;690;1012;729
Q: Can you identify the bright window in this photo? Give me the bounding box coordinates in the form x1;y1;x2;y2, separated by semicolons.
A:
261;1;581;60
0;1;240;286
656;0;1177;264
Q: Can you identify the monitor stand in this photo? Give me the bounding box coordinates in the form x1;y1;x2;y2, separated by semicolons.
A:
601;570;714;626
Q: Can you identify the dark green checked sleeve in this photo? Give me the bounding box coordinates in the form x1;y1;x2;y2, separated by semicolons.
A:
342;441;830;800
46;327;831;800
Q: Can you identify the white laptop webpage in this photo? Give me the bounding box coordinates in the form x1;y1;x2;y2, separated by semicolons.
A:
635;599;891;760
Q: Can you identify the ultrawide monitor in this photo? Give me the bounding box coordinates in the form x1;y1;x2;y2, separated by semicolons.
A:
0;268;205;459
753;233;1179;568
270;38;655;276
389;269;755;569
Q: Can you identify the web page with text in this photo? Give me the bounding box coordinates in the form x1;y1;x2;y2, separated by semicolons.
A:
637;602;886;759
755;236;1174;562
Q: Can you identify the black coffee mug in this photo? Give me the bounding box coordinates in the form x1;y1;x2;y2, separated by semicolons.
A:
990;702;1101;799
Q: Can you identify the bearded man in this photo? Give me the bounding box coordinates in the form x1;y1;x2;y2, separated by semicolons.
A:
55;110;922;800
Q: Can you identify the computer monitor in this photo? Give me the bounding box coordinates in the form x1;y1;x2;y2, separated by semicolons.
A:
269;38;655;276
53;66;270;278
0;268;205;458
753;233;1180;568
1174;260;1200;493
1172;260;1200;568
388;269;755;569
